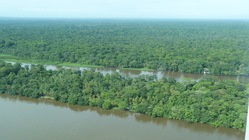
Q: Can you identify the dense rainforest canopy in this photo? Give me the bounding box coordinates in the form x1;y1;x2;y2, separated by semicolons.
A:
0;19;249;132
0;19;249;75
0;61;248;131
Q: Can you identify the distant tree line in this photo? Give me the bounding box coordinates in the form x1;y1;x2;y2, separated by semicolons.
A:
0;19;249;75
0;61;248;131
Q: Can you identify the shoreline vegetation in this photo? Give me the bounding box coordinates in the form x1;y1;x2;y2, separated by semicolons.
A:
1;19;249;133
0;54;157;73
0;61;248;132
0;54;156;71
0;54;104;68
1;54;249;76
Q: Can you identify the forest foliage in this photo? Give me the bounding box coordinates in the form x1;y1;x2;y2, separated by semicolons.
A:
0;19;249;75
0;61;248;131
1;19;249;131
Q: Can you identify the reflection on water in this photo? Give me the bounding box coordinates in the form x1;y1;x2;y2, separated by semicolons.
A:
0;94;244;140
94;67;249;83
5;61;249;83
44;65;58;70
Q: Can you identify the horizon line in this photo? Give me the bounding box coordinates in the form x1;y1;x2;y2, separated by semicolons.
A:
0;16;249;21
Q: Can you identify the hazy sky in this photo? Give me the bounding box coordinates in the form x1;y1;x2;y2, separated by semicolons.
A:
0;0;248;19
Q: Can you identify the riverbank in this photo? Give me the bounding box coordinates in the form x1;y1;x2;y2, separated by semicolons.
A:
0;94;244;140
2;54;249;78
0;61;248;132
0;54;156;71
2;54;249;84
0;54;104;68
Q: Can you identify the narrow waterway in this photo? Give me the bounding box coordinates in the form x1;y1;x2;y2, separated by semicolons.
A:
0;94;244;140
5;61;249;83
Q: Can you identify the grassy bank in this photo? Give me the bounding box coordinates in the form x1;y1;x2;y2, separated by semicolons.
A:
0;54;105;68
0;54;155;71
120;67;154;71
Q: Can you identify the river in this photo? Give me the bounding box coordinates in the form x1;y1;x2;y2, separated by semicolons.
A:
0;94;244;140
5;61;249;83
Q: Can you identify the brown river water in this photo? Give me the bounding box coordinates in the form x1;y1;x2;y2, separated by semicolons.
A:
0;94;245;140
